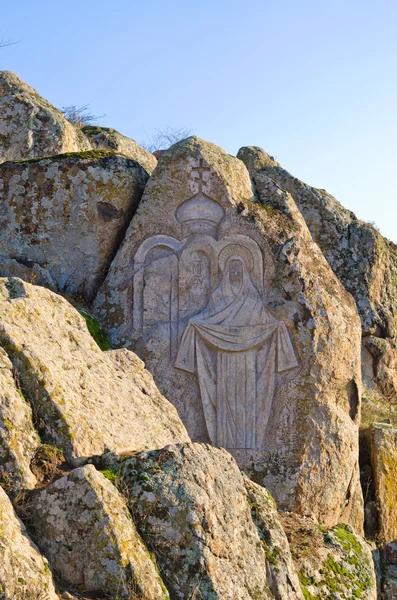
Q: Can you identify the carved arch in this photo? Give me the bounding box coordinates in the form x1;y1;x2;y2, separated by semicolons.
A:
133;235;182;345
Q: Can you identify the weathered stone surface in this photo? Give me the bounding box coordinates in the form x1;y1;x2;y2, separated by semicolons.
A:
244;476;304;599
238;145;397;400
371;422;397;545
119;443;273;599
0;346;39;494
29;464;168;599
0;486;58;599
83;125;157;174
0;70;91;161
383;571;397;599
0;151;149;302
281;513;377;600
385;541;397;565
95;136;363;527
0;278;189;466
237;145;279;172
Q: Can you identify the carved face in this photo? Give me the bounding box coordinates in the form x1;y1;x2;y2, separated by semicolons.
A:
229;259;243;285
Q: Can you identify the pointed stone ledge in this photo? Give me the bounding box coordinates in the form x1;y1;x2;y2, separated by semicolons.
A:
0;278;189;467
28;465;168;599
82;125;157;174
0;69;91;161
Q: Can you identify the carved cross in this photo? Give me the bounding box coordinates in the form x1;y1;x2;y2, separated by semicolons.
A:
192;158;210;193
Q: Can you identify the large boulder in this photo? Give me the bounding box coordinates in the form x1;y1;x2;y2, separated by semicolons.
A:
237;145;397;401
0;278;189;466
0;346;39;494
0;486;58;599
0;151;149;302
0;70;91;161
281;513;377;600
28;465;168;599
82;125;157;174
94;136;363;527
119;443;278;599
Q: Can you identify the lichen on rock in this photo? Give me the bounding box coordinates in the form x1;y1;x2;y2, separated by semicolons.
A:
82;125;157;174
28;464;168;599
281;513;377;599
0;150;149;302
118;442;298;599
0;486;58;599
0;346;39;495
95;136;364;530
0;70;92;161
0;278;189;466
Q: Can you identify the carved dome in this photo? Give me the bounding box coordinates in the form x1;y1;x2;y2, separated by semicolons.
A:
175;192;225;239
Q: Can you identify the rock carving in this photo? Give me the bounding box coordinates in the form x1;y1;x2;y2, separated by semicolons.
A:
133;163;298;449
175;254;298;449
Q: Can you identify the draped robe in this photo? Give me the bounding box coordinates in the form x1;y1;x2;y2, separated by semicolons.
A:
175;256;298;449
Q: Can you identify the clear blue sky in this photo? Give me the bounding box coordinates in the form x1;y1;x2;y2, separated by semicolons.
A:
2;0;397;241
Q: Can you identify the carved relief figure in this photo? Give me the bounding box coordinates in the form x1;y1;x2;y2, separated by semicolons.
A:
175;253;298;449
133;158;298;450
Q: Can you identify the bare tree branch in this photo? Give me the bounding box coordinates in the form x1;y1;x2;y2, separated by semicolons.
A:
141;126;193;153
0;37;19;49
61;105;105;128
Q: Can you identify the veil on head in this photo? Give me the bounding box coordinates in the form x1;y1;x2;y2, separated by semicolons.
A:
221;254;253;301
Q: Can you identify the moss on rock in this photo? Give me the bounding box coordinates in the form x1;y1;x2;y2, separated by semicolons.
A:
79;311;111;351
282;515;376;599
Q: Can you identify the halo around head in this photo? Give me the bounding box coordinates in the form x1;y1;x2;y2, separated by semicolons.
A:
218;244;254;273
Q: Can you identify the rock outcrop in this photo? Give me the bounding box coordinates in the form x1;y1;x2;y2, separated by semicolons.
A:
1;72;393;598
282;513;377;600
95;136;363;529
0;151;149;302
82;125;158;174
371;422;397;545
238;145;397;403
0;346;39;495
0;70;91;161
119;443;282;599
29;465;168;599
0;486;58;600
0;278;189;466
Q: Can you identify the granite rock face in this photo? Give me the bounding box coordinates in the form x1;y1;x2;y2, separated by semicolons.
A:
282;513;377;600
0;486;58;600
119;443;277;600
95;136;363;528
83;125;158;174
244;476;304;599
29;465;168;599
0;278;189;466
0;346;39;495
238;145;397;400
371;422;397;545
0;151;149;302
0;70;91;161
